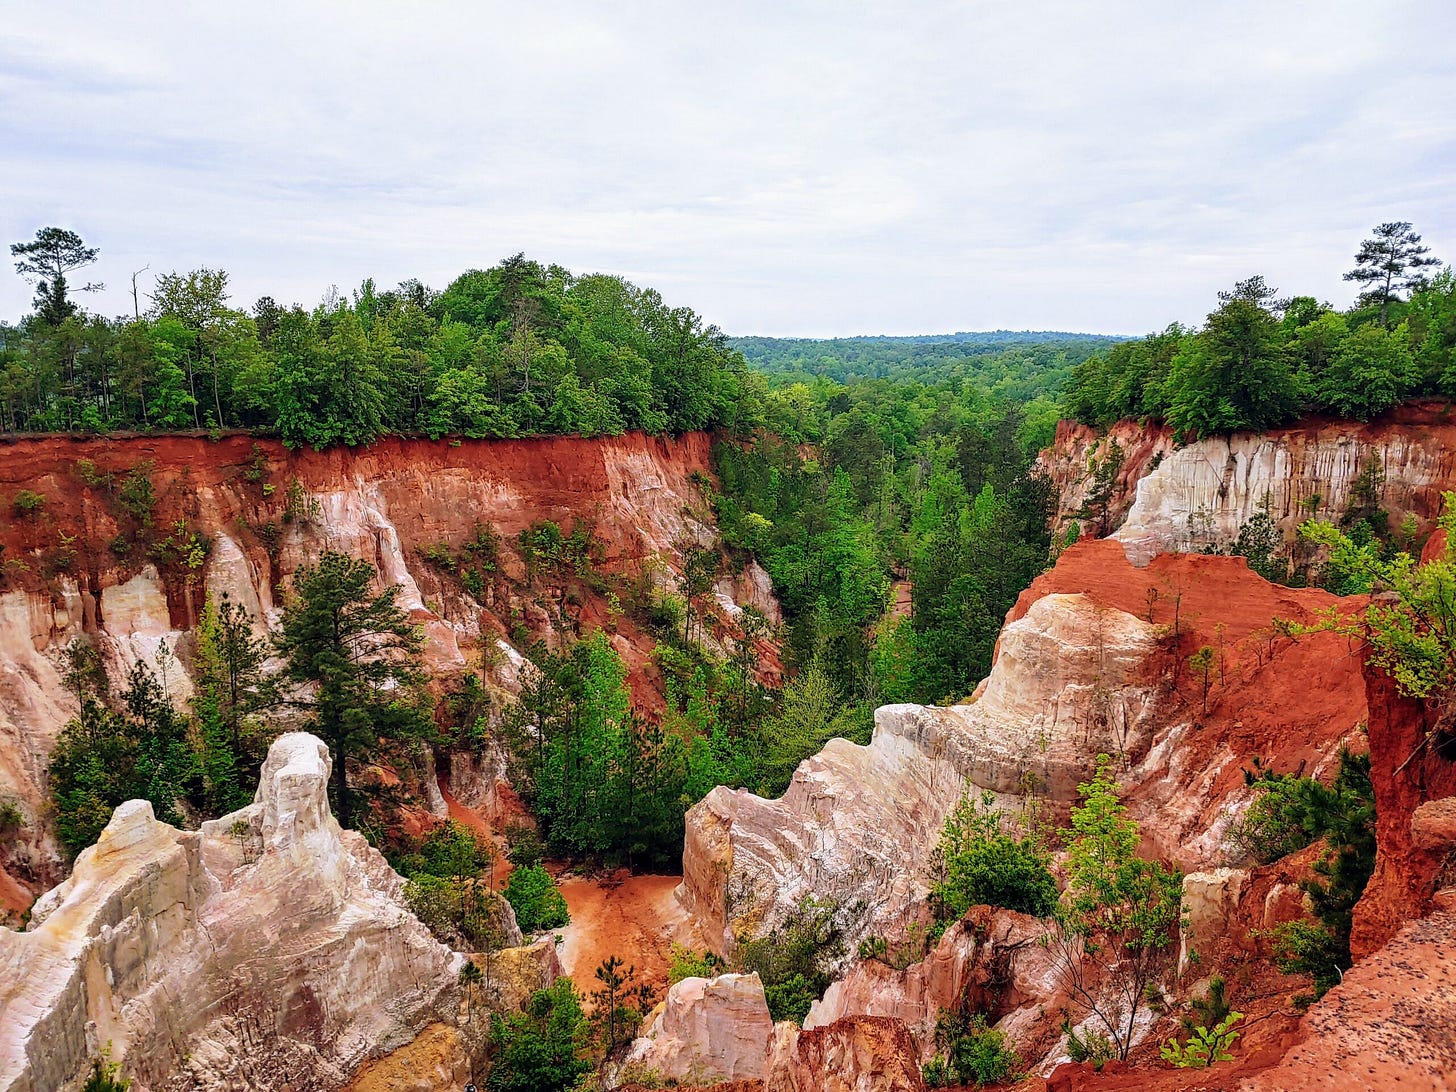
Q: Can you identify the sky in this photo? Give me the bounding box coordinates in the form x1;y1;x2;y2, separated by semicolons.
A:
1;1;1453;337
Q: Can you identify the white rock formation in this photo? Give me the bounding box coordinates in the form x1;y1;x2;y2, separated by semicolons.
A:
1113;428;1456;565
0;732;459;1092
620;972;775;1085
680;593;1161;955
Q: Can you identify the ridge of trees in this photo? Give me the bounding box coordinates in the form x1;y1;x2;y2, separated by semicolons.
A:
1064;224;1453;437
3;234;754;446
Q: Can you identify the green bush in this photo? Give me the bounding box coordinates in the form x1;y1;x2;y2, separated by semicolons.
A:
668;943;726;984
930;791;1058;923
503;864;570;933
737;896;847;1023
1161;1011;1243;1068
487;979;591;1092
936;1011;1021;1086
12;490;45;517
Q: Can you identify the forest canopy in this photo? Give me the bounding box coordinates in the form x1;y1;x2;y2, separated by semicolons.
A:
1063;224;1453;437
1;242;756;447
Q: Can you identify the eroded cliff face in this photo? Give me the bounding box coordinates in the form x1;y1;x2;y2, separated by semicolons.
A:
677;539;1379;1075
0;432;776;902
0;732;459;1092
1041;402;1456;564
680;541;1363;962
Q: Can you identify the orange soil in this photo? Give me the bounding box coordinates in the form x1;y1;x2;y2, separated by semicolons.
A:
554;871;699;994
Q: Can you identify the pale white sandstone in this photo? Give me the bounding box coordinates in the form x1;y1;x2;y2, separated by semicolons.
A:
0;732;459;1092
1113;431;1455;565
679;593;1160;955
1178;868;1248;975
619;972;774;1085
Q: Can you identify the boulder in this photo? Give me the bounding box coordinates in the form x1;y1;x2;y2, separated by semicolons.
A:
766;1016;925;1092
620;972;774;1085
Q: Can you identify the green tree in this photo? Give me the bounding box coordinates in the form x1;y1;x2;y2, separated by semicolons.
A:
929;791;1058;923
486;979;591;1092
503;863;570;932
11;227;101;324
1344;221;1441;328
274;551;433;826
1317;322;1418;421
1165;296;1302;437
1049;755;1183;1060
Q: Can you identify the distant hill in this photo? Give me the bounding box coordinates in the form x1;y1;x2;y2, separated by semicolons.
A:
728;330;1128;401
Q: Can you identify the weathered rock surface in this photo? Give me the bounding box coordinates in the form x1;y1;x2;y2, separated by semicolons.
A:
681;588;1162;954
0;431;777;899
1041;404;1456;566
766;1016;925;1092
0;732;459;1092
621;972;774;1085
1241;887;1456;1091
807;909;1063;1064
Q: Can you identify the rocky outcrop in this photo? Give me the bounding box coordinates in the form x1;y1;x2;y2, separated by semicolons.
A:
0;431;778;897
0;732;459;1092
1041;403;1456;566
766;1016;925;1092
806;910;1063;1065
620;973;775;1085
1242;887;1456;1090
1350;666;1456;960
680;587;1163;954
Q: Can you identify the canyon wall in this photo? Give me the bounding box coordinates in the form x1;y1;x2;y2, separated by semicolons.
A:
0;431;774;903
0;732;459;1092
1041;402;1456;565
680;540;1366;965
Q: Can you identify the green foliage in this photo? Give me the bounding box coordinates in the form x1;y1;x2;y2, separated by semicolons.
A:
0;798;25;834
503;864;570;933
1252;750;1377;998
0;254;754;445
1050;754;1183;1060
117;461;156;528
751;660;869;797
732;331;1118;393
1063;230;1454;432
1299;499;1456;697
48;656;201;855
1061;1019;1116;1066
737;896;848;1023
503;631;753;868
929;791;1058;923
274;551;434;827
1161;1011;1243;1068
934;1010;1021;1087
486;978;591;1092
12;489;45;516
80;1054;130;1092
667;943;726;983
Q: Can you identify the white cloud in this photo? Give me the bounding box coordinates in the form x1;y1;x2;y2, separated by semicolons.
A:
1;0;1452;336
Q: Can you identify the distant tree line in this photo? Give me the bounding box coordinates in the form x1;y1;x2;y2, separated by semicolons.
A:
4;231;756;446
1064;223;1453;436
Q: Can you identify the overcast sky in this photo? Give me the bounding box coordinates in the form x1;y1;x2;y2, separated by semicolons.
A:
2;1;1452;337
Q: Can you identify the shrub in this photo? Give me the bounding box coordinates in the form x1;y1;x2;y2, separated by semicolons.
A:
1161;1011;1243;1068
487;979;591;1092
117;461;156;528
930;790;1058;923
936;1010;1021;1086
81;1055;130;1092
737;896;848;1023
503;863;570;933
0;798;24;834
13;490;45;517
668;943;726;984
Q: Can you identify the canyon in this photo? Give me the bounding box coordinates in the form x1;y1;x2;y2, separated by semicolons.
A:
3;410;1456;1090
